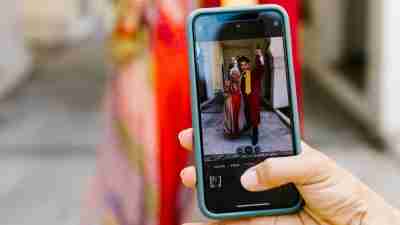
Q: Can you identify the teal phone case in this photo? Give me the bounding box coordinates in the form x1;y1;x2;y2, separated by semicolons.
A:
186;4;303;220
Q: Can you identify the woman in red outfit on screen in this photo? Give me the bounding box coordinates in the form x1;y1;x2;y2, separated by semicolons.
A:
224;59;246;138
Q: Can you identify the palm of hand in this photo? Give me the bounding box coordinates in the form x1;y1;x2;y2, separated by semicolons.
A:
196;165;367;225
178;129;369;225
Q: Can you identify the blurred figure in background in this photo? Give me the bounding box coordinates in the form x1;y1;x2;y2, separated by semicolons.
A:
81;0;301;225
0;1;32;97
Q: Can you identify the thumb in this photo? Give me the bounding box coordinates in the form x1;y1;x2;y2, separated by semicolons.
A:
241;143;335;191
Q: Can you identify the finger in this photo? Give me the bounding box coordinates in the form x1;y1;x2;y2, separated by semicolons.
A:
247;216;276;225
183;216;276;225
299;208;324;225
183;218;251;225
180;166;196;188
275;214;303;225
241;143;336;191
178;128;193;151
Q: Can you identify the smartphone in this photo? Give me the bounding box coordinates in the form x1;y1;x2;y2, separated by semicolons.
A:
187;5;303;219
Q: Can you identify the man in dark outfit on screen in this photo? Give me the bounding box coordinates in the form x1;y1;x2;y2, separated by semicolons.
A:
238;49;265;145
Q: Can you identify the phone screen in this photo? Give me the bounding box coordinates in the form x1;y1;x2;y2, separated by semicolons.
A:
192;9;301;214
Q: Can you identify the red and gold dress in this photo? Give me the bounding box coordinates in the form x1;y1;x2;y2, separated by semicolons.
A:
224;70;246;137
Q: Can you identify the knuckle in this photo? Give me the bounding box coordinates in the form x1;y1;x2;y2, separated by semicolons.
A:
255;161;271;185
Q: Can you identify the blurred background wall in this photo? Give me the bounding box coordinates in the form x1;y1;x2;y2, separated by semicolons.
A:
0;1;32;98
303;0;400;150
21;0;114;45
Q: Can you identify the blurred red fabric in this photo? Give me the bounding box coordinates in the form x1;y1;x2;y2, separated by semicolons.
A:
153;9;192;225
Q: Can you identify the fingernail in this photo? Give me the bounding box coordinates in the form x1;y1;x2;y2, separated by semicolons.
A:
178;132;183;141
179;128;190;140
180;169;186;180
241;167;264;191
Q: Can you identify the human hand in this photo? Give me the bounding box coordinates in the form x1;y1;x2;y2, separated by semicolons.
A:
255;49;263;56
232;57;237;64
178;128;400;225
255;49;264;65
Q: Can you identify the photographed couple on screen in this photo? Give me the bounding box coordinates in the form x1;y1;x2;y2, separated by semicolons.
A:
223;47;269;146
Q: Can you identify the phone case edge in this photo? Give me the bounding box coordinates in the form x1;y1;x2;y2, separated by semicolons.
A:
186;4;303;220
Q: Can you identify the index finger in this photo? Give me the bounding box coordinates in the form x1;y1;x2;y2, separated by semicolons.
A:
178;128;193;151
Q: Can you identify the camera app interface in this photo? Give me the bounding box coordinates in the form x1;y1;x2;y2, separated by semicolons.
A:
194;11;299;213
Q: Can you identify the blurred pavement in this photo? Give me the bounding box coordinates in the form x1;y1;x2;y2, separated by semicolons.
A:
0;40;107;225
201;111;292;155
